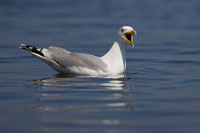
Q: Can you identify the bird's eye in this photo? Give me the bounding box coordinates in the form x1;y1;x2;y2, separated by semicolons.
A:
120;28;124;33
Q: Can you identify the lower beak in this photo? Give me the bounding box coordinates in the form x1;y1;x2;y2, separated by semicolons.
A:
130;35;134;47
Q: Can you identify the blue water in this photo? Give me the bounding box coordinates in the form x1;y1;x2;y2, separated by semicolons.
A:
0;0;200;132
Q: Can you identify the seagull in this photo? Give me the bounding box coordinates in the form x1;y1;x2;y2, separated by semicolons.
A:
20;26;137;76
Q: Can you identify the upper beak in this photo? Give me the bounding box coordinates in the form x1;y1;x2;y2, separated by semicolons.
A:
123;29;137;47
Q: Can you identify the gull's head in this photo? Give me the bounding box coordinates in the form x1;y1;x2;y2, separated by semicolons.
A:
118;26;137;47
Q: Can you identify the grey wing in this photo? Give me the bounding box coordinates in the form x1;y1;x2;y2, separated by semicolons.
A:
48;47;107;72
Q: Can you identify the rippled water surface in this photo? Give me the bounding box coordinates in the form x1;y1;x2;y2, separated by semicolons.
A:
0;0;200;132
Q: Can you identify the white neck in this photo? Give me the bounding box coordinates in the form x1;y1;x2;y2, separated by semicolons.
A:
101;41;127;74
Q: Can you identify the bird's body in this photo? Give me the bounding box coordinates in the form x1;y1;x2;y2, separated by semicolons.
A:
20;26;136;76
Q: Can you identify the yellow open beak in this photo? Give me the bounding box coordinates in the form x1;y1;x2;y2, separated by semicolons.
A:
123;29;137;47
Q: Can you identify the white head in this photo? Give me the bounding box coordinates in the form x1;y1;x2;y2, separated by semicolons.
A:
118;26;137;47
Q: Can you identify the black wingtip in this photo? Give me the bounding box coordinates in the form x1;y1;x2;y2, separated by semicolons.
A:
20;44;31;51
20;44;44;56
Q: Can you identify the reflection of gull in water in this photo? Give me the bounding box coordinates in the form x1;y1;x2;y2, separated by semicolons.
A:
32;73;130;90
29;74;136;110
24;74;137;131
28;74;137;112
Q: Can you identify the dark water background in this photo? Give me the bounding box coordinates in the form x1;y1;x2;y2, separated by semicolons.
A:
0;0;200;132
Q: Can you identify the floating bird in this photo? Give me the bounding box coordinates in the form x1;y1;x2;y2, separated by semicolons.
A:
20;26;136;76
